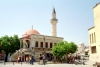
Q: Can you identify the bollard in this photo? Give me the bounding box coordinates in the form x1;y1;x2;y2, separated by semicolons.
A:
4;61;5;65
21;61;22;65
13;62;14;65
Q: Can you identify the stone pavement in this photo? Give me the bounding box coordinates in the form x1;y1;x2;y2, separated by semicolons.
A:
0;60;95;67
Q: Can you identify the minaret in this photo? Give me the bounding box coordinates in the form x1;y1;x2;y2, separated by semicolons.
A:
32;25;33;29
51;7;58;37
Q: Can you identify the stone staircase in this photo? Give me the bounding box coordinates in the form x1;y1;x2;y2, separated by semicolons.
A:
10;48;31;62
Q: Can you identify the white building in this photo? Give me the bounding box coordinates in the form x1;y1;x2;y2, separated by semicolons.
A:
88;2;100;61
76;42;89;56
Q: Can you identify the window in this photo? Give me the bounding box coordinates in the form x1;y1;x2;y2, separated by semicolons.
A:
94;32;96;43
40;42;43;48
26;40;30;48
35;41;38;47
92;33;93;43
91;46;96;53
45;42;48;48
90;34;91;44
50;43;52;48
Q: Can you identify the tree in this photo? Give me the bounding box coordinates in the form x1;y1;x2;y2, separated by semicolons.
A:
0;34;20;62
52;41;65;60
68;42;78;54
52;41;78;61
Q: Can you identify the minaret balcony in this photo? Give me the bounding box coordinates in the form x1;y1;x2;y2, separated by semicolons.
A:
51;18;58;21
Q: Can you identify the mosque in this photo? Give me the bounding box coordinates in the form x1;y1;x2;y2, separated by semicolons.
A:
11;8;64;61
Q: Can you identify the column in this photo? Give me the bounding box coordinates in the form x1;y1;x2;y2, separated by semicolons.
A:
52;40;54;47
43;39;45;48
31;40;36;47
38;41;40;48
48;42;50;48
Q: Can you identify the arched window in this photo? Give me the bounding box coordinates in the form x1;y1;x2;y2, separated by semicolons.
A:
35;41;38;47
26;40;30;48
40;42;43;48
45;42;48;48
50;43;52;48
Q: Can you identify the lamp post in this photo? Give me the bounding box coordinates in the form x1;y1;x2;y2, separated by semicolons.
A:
31;37;36;61
44;36;45;52
32;49;35;60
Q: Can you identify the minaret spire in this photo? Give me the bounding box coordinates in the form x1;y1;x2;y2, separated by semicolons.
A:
51;7;58;37
52;7;56;19
53;7;56;14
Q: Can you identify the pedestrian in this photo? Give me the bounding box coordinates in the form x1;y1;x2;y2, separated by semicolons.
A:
39;54;43;65
29;56;32;64
38;55;40;64
17;56;20;63
31;56;34;65
43;55;46;65
26;56;29;64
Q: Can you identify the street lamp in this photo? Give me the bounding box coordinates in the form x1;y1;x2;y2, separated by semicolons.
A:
31;48;35;60
44;36;45;52
30;37;36;61
21;51;23;65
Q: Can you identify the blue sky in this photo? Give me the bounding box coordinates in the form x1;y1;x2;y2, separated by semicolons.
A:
0;0;100;46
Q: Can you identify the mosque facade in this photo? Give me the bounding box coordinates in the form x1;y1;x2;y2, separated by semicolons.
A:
11;8;63;61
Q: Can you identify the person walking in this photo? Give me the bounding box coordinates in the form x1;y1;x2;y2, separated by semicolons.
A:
38;55;40;64
26;56;29;64
31;56;34;65
17;56;20;63
43;55;46;65
29;56;32;64
39;54;43;65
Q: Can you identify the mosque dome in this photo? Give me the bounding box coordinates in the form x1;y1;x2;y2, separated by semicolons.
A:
22;27;40;38
24;29;40;35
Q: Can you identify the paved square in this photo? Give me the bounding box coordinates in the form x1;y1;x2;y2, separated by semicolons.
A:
0;61;94;67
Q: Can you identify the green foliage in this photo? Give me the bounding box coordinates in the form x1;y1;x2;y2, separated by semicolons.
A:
52;41;78;60
52;41;65;60
68;42;78;54
0;34;20;62
0;34;20;53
